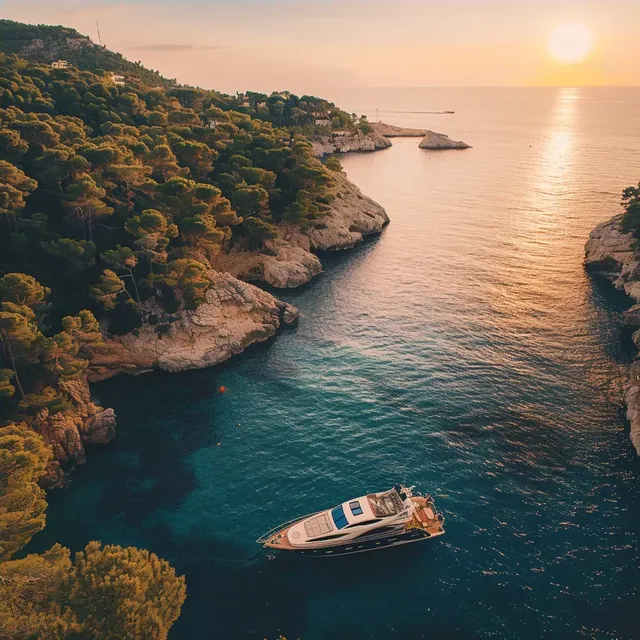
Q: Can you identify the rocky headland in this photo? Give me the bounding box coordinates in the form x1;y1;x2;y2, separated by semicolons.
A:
584;214;640;454
210;169;389;287
88;271;299;382
419;130;471;150
35;377;117;486
38;162;389;484
311;121;431;157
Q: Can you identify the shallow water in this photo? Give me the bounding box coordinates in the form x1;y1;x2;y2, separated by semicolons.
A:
31;88;640;639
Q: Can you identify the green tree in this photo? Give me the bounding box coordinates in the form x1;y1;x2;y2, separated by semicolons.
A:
42;310;103;381
0;543;76;639
64;174;114;241
0;423;52;561
0;160;37;233
125;208;178;273
70;541;186;640
0;273;50;309
91;269;134;311
0;305;43;400
160;259;210;309
241;216;278;250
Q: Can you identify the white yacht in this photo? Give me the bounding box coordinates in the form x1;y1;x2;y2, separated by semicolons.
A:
257;485;444;556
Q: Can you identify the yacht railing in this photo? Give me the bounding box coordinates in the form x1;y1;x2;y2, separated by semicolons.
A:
256;513;313;544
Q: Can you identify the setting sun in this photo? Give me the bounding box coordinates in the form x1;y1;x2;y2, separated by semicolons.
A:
548;23;594;64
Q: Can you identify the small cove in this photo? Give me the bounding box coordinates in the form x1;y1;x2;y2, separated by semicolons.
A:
30;87;640;639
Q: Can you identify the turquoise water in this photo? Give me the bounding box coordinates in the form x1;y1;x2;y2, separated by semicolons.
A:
31;88;640;639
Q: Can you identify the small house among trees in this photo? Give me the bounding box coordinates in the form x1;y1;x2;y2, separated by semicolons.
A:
51;59;68;69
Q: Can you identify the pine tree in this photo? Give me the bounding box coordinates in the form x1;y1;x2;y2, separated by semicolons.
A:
70;541;186;640
0;423;52;561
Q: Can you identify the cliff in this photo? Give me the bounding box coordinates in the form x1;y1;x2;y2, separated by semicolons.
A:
88;271;298;382
419;131;471;150
34;377;116;487
210;170;389;286
584;214;640;454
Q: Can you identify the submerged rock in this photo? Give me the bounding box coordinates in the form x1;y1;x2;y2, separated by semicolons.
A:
88;270;299;382
419;131;471;150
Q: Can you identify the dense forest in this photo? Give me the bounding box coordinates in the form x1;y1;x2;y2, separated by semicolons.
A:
0;20;358;638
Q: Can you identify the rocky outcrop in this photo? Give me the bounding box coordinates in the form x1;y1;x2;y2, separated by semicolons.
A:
88;270;299;382
624;362;640;455
211;171;389;287
419;131;471;150
311;131;392;157
210;234;322;288
370;122;427;138
585;213;640;455
306;170;389;251
34;377;117;487
584;215;640;301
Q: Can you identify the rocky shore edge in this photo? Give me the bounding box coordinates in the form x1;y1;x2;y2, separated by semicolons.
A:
42;168;389;484
584;214;640;454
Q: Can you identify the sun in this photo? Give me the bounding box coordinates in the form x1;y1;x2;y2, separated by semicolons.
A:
548;23;594;64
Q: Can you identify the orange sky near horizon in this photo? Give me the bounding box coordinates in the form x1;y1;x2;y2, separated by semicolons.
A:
2;0;639;93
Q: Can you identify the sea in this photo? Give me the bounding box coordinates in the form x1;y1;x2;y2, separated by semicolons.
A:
28;87;640;639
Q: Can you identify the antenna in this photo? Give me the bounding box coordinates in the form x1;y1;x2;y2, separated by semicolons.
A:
96;20;102;47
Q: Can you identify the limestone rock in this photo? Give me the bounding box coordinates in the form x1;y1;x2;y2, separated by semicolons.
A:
34;376;117;486
625;361;640;455
584;215;640;301
586;213;640;456
210;236;322;288
311;131;391;157
305;171;389;251
88;270;299;381
82;408;117;445
419;131;471;150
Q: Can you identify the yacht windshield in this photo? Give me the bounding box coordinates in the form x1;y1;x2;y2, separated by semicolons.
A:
367;489;404;517
331;505;349;529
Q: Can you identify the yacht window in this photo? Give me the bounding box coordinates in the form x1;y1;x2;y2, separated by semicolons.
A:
331;505;349;529
345;519;381;528
349;500;363;516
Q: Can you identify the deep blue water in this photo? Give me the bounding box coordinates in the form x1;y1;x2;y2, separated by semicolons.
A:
30;88;640;639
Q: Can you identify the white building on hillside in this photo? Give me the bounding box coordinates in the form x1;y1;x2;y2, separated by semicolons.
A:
51;60;69;69
110;74;125;86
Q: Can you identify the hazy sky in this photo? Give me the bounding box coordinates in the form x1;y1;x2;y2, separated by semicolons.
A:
3;0;639;94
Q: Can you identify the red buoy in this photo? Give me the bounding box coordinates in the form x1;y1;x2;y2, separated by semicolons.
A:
218;385;227;393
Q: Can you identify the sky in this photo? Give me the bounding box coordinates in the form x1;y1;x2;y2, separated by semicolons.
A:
2;0;639;94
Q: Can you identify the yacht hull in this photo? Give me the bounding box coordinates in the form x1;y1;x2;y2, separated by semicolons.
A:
285;527;444;557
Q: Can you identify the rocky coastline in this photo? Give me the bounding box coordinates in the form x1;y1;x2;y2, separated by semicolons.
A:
39;167;389;484
584;214;640;455
210;170;389;287
310;121;430;157
39;118;470;483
